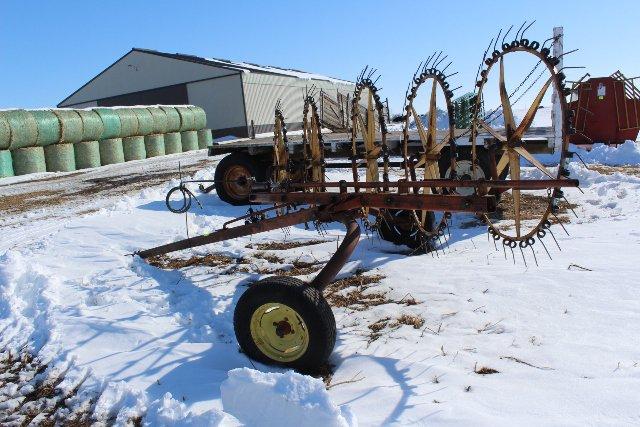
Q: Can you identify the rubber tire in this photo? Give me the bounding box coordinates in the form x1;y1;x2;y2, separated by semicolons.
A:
233;276;336;373
378;209;428;249
214;152;265;205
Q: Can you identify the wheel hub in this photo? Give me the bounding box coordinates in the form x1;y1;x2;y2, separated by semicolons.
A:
250;303;309;362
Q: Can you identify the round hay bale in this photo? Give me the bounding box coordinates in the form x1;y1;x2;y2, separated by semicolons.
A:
12;146;46;175
164;132;182;154
180;130;198;152
44;143;76;172
197;129;213;149
31;110;61;147
123;136;146;161
133;107;154;135
116;108;139;137
147;107;168;134
74;140;101;169
0;150;14;177
0;114;10;150
159;106;181;132
3;110;38;150
189;106;207;130
77;109;104;142
144;134;165;158
176;106;196;131
99;138;125;165
53;109;83;144
94;108;122;139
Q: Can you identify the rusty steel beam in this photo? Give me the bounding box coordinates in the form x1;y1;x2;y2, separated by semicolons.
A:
310;218;361;292
275;178;579;190
137;207;319;259
250;192;496;213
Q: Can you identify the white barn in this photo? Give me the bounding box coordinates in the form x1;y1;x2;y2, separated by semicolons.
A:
59;48;355;138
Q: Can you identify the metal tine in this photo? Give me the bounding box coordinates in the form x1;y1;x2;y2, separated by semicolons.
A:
450;85;463;92
413;61;424;80
521;20;536;40
503;242;507;260
548;228;561;250
557;48;579;59
431;51;444;70
441;61;453;73
492;236;498;251
515;21;527;41
510;246;516;264
541;32;562;50
492;29;502;52
434;54;448;69
372;75;381;86
539;237;552;260
422;52;436;72
563;196;579;218
501;24;514;46
520;246;527;267
552;213;570;236
446;71;460;79
475;36;494;86
530;246;539;266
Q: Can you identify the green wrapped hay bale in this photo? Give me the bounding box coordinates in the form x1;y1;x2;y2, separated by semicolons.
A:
31;110;61;147
0;150;14;177
44;143;76;172
144;134;165;158
74;140;101;169
77;109;104;142
0;114;10;150
180;130;198;152
133;107;154;135
4;109;38;150
53;109;83;144
189;106;207;130
99;138;125;165
123;135;146;161
147;107;168;134
94;108;122;139
12;146;46;175
197;129;212;149
176;106;196;131
116;108;139;137
164;132;182;154
159;106;181;132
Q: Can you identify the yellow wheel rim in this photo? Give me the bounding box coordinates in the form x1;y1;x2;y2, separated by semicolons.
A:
250;302;309;363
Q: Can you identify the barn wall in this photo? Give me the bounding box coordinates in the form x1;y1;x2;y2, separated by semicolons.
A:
241;73;354;133
186;74;247;137
60;50;237;107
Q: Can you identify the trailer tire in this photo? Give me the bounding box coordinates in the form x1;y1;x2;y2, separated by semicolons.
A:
214;152;265;205
234;276;336;373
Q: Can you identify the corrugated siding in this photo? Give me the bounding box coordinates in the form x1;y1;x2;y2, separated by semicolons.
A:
187;74;246;131
242;72;355;131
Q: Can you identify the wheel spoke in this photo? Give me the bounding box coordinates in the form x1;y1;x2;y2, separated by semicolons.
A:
411;105;429;150
499;57;516;136
356;111;370;147
513;146;555;178
478;119;507;142
508;148;521;238
367;90;375;150
427;79;438;148
496;150;510;175
512;76;554;140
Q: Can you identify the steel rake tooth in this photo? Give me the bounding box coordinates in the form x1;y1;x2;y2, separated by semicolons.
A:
515;21;527;41
501;24;514;46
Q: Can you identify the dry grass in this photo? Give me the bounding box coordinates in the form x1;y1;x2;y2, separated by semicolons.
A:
392;314;425;329
146;253;239;269
245;239;329;250
251;252;284;264
324;272;390;310
489;192;578;223
589;164;640;177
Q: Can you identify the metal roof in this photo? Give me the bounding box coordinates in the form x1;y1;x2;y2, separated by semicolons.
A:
133;48;353;85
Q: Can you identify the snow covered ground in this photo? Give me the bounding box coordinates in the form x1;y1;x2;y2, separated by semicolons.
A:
1;143;640;425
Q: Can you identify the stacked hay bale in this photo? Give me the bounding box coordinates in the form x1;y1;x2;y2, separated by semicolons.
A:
0;105;211;177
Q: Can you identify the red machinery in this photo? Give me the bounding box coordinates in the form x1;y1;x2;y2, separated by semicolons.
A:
569;71;640;145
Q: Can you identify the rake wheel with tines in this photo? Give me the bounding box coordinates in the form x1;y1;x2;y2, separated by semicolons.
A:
471;32;574;254
401;56;457;251
302;93;325;192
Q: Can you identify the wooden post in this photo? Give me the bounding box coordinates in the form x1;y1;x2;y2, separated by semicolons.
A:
251;120;256;139
551;26;563;152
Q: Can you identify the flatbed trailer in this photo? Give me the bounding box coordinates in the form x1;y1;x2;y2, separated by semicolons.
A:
207;127;556;204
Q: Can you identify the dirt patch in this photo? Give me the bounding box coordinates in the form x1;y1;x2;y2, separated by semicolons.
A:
589;164;640;177
147;253;240;269
324;271;390;310
245;239;330;250
488;192;577;223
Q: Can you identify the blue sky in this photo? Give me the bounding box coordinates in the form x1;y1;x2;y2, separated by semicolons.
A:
1;0;639;113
